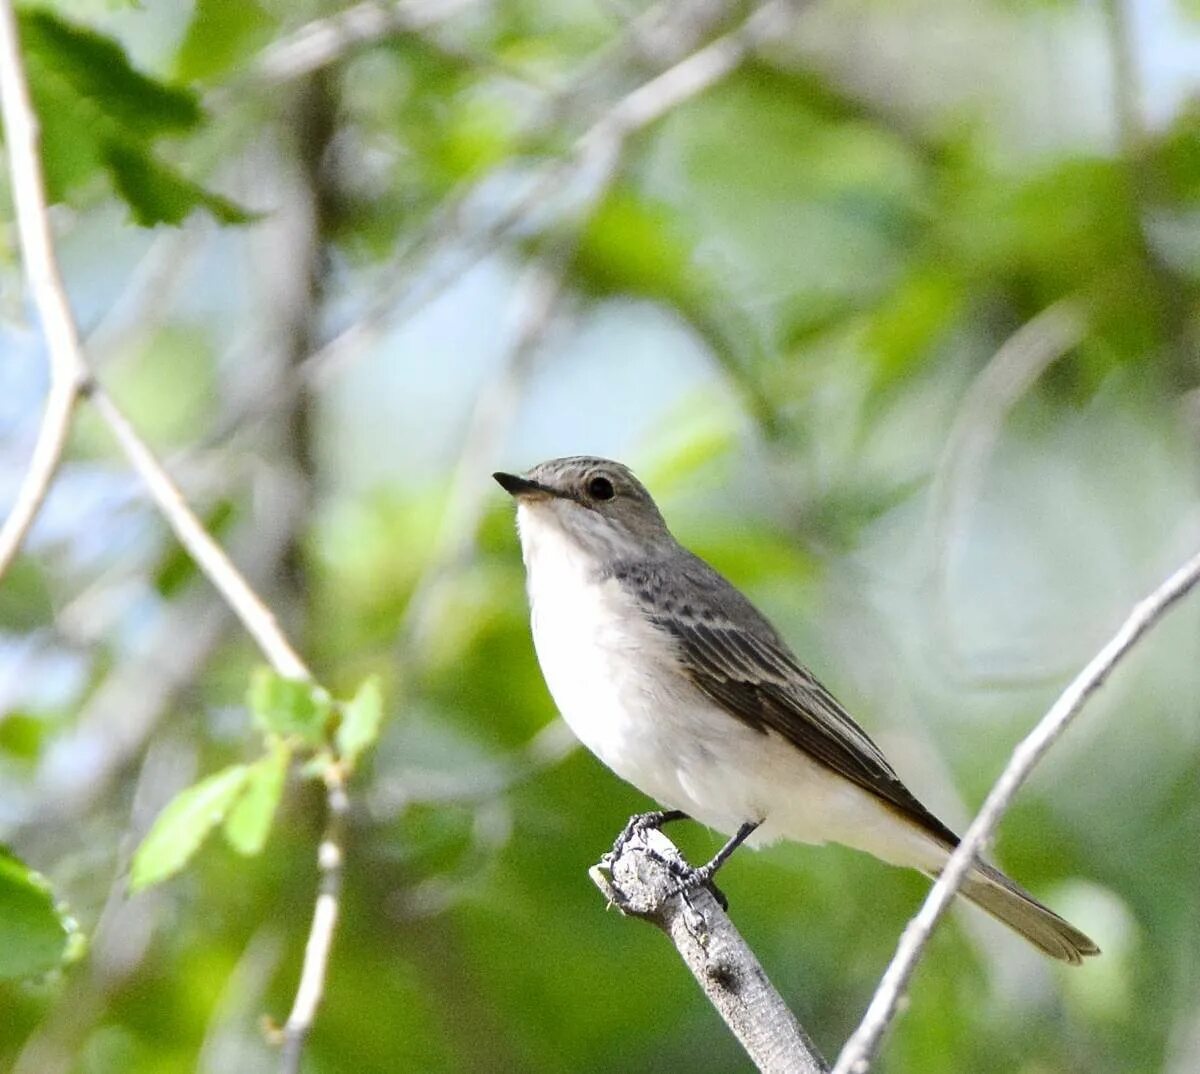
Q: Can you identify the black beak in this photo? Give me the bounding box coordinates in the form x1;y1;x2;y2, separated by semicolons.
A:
493;471;553;498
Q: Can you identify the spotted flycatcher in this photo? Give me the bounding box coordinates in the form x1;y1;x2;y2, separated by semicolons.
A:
494;456;1098;963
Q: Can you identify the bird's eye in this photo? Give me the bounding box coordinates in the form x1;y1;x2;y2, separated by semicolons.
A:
587;475;615;501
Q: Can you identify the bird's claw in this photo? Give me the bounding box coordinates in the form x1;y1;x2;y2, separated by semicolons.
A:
607;809;688;861
661;862;729;911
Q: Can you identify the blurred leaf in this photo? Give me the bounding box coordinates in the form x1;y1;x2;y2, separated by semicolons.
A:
154;500;236;597
20;9;201;136
863;267;965;385
0;848;72;979
130;764;251;891
574;188;695;305
104;141;252;226
222;742;289;856
174;0;274;83
337;675;384;770
248;668;332;747
0;557;54;630
439;91;519;180
573;186;781;435
1147;102;1200;204
19;8;250;225
0;712;47;764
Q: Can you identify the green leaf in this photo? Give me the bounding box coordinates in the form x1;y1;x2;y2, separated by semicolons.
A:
337;676;384;769
130;765;251;891
18;8;252;226
248;669;332;747
174;0;274;83
223;743;289;856
0;848;72;979
20;9;201;138
0;557;54;631
104;141;252;226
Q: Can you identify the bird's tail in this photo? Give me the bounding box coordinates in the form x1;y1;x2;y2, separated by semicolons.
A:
945;860;1100;965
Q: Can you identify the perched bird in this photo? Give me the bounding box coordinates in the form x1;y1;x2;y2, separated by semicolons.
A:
494;456;1099;964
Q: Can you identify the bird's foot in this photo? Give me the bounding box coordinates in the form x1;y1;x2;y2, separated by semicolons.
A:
660;858;729;911
607;809;689;861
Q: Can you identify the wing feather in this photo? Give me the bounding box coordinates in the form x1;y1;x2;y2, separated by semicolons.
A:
607;553;959;847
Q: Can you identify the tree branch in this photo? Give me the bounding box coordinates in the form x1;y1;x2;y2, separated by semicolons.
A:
254;0;486;84
0;6;350;1065
279;769;349;1072
834;544;1200;1074
0;0;89;581
0;0;311;686
593;828;827;1074
87;386;311;682
926;298;1088;686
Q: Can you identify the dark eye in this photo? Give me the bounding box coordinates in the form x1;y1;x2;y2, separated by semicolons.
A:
587;475;615;501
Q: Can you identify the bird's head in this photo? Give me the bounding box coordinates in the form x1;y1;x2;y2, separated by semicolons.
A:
493;456;674;561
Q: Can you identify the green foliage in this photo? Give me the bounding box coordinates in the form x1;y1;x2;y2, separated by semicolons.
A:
19;8;248;225
222;742;288;856
173;0;273;84
104;142;248;226
6;3;1200;1072
131;671;386;890
0;849;74;980
336;675;384;771
129;764;252;891
247;669;332;748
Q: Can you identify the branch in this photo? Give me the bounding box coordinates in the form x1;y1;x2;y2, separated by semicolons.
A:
0;0;311;685
88;386;311;682
0;6;347;1063
279;770;349;1072
0;0;89;581
926;298;1087;686
834;544;1200;1074
593;828;827;1074
254;0;485;84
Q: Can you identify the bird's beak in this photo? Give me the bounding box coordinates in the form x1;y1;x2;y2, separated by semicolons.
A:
493;472;560;500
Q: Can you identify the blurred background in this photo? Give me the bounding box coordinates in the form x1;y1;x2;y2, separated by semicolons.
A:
2;0;1199;1070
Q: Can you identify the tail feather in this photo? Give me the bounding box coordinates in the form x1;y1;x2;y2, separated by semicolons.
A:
950;861;1100;965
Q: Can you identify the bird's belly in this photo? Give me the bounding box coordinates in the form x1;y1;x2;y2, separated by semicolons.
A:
529;579;777;833
530;583;709;812
528;575;941;869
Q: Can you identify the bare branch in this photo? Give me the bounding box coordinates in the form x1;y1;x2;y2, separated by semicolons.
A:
0;0;311;685
279;770;349;1072
90;386;312;681
593;827;827;1074
0;376;83;579
834;545;1200;1074
254;0;486;84
0;0;89;580
926;299;1088;685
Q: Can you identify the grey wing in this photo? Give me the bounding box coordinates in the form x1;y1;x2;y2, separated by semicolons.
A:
612;553;960;848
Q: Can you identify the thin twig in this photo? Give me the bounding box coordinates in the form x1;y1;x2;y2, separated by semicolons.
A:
0;9;347;1065
834;545;1200;1074
0;0;89;580
254;0;486;83
90;386;311;681
279;770;349;1072
0;0;311;685
926;298;1087;685
593;827;827;1074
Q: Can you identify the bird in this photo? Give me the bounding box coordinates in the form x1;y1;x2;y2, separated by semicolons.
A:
493;456;1099;964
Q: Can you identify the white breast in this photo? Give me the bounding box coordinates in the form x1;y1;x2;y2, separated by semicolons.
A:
516;502;772;832
514;502;949;872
